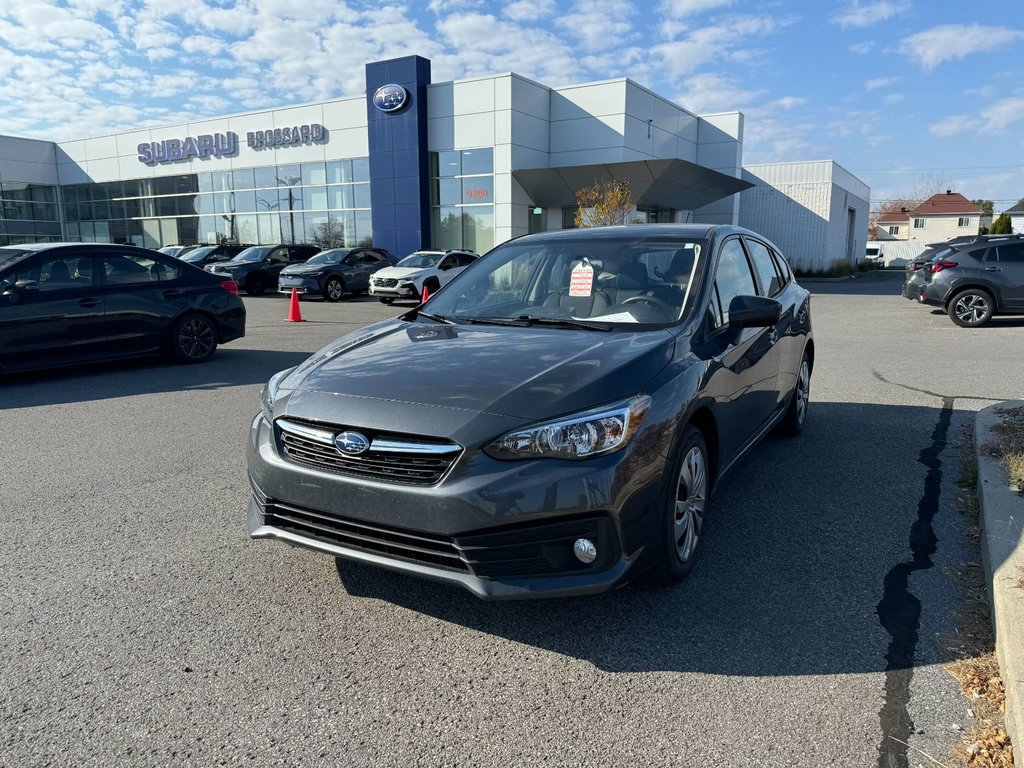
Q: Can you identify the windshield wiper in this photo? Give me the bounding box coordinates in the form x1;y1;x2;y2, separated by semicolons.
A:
416;310;456;325
515;315;613;331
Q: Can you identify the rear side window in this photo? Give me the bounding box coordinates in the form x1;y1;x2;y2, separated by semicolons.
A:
771;249;792;283
101;253;180;285
744;238;784;297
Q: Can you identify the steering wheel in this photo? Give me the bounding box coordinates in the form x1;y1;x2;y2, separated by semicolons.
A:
622;295;672;309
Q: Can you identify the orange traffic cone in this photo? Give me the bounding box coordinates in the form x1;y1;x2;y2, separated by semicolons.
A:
421;284;429;303
286;288;305;322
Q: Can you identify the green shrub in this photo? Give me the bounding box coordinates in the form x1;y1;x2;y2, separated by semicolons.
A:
795;259;855;278
990;213;1012;235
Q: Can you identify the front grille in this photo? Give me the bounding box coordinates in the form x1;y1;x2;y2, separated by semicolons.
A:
276;418;461;485
264;500;469;571
374;277;398;288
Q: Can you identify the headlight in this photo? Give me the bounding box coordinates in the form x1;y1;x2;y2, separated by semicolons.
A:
260;368;294;423
485;395;652;460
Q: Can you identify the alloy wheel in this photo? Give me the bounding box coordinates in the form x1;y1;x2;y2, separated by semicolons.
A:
326;279;344;301
953;294;988;324
178;318;215;360
796;359;810;426
675;445;707;562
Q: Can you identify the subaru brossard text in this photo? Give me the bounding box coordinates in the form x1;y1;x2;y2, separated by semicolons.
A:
248;225;813;599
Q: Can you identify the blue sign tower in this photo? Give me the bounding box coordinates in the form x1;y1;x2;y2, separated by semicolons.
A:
365;56;431;258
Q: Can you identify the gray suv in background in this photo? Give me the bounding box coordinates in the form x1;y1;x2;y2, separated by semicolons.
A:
919;235;1024;326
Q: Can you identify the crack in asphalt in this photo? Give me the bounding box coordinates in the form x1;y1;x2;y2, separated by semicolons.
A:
872;369;956;768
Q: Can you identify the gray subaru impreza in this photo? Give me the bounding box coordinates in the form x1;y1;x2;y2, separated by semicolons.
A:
248;224;813;599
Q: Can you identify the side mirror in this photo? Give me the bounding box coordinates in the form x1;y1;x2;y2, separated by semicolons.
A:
14;279;40;295
728;295;781;330
3;279;39;305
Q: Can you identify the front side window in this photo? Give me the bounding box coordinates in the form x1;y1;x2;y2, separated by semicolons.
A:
744;238;783;297
16;255;95;291
711;239;757;329
424;236;705;328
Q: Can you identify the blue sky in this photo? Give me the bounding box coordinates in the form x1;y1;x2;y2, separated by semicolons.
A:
1;0;1021;210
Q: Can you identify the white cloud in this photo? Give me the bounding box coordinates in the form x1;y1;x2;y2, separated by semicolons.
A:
557;0;635;52
849;41;873;54
503;0;557;22
929;115;983;138
660;0;733;17
900;24;1024;70
883;93;905;105
980;96;1024;133
865;76;897;91
652;14;787;78
767;96;806;109
831;1;901;28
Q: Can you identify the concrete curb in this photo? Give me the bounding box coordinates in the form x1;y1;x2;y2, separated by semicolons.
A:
974;401;1024;765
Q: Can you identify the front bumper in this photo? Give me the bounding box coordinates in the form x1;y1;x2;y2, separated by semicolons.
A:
278;276;321;295
246;414;664;599
369;282;419;299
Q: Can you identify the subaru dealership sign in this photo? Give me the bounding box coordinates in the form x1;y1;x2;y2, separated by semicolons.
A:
137;123;327;165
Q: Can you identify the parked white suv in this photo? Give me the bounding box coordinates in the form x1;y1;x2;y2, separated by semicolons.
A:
369;249;478;304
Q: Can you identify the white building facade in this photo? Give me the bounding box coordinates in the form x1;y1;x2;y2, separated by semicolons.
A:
0;55;867;272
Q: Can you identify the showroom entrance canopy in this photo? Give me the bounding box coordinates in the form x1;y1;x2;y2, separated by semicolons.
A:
513;159;753;211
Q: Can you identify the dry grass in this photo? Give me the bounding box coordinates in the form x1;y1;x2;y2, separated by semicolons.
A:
942;427;1014;767
986;406;1024;494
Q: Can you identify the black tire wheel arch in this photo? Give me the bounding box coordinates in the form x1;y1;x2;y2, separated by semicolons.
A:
947;287;995;328
652;424;711;583
170;312;218;364
421;277;441;301
379;297;394;305
324;276;346;302
777;349;811;437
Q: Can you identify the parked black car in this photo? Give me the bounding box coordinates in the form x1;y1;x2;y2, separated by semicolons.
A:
179;243;251;269
248;224;813;599
206;244;318;295
0;242;246;372
919;234;1024;326
278;247;397;301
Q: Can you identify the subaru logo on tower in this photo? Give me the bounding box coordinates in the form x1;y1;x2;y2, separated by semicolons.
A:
334;431;370;456
373;84;409;113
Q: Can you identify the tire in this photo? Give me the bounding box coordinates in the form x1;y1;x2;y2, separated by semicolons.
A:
378;297;394;305
652;425;710;583
246;274;266;296
169;313;218;364
947;288;994;328
324;277;345;302
777;352;810;437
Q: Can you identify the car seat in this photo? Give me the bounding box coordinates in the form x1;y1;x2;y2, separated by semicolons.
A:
46;261;70;283
543;259;611;317
613;261;650;303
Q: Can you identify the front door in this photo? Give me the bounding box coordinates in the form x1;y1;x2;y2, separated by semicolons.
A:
986;242;1024;309
0;252;107;371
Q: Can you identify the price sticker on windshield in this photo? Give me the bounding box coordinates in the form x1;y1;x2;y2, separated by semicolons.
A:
568;263;594;297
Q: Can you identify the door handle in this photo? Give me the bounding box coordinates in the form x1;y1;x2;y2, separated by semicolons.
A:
984;267;1001;272
79;298;100;307
162;289;184;298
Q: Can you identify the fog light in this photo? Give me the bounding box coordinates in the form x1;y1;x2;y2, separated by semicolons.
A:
573;538;597;564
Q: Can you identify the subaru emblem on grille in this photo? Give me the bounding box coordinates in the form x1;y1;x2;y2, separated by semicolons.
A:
334;431;370;455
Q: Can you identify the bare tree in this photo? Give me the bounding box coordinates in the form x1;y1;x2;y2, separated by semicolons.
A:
574;179;641;227
310;219;346;249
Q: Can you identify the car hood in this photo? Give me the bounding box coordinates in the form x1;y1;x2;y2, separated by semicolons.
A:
373;267;430;280
278;320;675;425
281;263;331;275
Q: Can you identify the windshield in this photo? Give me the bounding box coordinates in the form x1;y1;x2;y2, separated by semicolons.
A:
181;246;215;262
307;249;349;265
233;247;272;263
421;236;705;328
397;252;443;269
0;248;33;272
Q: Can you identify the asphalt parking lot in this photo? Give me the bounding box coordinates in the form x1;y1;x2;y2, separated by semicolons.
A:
3;271;1023;767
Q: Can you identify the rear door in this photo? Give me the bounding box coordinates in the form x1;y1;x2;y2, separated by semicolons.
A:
99;250;188;356
0;251;107;370
743;236;798;410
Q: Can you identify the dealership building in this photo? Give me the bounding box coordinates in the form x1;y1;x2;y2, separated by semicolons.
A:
0;55;869;271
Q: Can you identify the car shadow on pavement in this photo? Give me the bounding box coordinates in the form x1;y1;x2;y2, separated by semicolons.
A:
0;348;311;409
335;400;978;678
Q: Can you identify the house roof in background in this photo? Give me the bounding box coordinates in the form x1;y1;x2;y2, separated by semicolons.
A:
911;192;982;216
878;210;910;222
1004;197;1024;214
